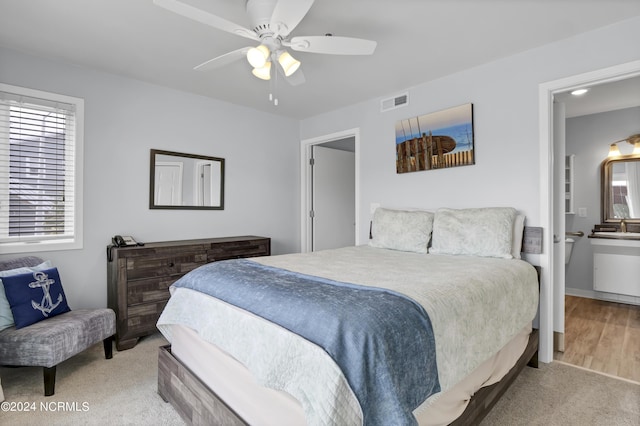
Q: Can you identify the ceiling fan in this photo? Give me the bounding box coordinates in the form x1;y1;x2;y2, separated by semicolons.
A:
153;0;377;86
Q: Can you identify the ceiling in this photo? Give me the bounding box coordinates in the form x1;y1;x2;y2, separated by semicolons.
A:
1;0;639;119
556;75;640;118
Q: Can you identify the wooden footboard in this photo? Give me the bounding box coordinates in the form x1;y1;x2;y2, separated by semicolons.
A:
158;345;247;425
158;329;539;425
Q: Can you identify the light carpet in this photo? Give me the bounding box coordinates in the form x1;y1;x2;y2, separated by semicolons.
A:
1;332;638;425
0;333;181;425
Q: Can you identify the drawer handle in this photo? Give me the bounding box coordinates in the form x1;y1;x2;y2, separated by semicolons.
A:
168;262;175;267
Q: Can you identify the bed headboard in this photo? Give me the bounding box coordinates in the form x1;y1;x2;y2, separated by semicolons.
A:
368;207;543;259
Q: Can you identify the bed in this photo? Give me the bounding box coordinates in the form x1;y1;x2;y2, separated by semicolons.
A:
156;207;540;425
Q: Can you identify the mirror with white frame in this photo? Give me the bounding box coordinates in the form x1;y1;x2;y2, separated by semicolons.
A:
149;149;225;210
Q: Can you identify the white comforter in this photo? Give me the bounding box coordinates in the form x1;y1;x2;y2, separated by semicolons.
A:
157;245;539;425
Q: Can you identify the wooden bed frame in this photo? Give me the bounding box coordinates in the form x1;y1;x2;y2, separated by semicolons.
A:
157;328;539;425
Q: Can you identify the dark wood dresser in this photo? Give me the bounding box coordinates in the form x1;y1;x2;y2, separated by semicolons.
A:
107;236;270;350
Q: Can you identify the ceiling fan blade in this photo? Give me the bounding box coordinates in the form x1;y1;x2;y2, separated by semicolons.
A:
270;0;315;37
277;64;306;86
288;68;306;86
288;36;377;55
153;0;259;41
194;47;251;72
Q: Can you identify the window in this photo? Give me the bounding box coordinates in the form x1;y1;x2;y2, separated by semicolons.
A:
0;83;83;253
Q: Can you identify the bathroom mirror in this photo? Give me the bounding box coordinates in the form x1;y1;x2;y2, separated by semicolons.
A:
601;154;640;223
150;149;224;210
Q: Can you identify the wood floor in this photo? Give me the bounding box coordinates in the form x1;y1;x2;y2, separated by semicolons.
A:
554;295;640;383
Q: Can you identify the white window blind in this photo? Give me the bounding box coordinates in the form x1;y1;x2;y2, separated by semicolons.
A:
0;84;83;253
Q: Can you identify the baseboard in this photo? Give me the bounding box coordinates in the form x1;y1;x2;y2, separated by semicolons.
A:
565;287;640;306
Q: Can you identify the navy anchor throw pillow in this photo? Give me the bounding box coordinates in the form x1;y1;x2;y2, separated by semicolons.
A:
2;267;71;329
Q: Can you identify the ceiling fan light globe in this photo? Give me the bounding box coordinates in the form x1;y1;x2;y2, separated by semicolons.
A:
247;45;270;68
278;51;301;77
252;62;271;80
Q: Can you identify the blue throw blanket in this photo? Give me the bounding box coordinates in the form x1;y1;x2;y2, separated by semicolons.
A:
172;258;440;425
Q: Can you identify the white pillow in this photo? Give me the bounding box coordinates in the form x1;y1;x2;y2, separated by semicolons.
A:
430;207;517;259
512;214;525;259
0;260;53;331
369;208;434;254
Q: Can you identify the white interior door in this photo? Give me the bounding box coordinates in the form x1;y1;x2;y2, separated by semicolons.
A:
312;146;356;251
155;161;183;206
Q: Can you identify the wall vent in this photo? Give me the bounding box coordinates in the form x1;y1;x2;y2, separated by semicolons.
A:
380;92;409;112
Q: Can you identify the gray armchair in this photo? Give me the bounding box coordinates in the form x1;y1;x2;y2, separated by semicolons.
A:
0;256;115;396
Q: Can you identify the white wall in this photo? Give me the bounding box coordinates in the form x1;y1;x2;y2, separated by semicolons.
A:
0;47;301;310
565;106;640;300
300;17;640;250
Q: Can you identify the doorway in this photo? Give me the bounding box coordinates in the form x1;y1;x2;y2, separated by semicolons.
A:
553;77;640;377
300;129;361;253
539;59;640;363
311;143;356;251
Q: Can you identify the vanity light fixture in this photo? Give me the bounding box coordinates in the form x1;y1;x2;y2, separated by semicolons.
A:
607;134;640;157
608;143;622;157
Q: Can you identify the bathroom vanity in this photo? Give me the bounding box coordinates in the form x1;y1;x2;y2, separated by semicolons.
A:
590;234;640;297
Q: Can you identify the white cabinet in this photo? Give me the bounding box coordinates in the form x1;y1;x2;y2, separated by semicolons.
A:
591;237;640;297
565;154;575;214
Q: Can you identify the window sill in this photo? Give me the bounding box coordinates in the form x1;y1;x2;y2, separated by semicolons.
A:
0;239;83;255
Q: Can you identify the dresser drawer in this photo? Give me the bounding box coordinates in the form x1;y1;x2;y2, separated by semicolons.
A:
208;238;270;261
126;300;169;333
126;253;208;280
127;276;174;305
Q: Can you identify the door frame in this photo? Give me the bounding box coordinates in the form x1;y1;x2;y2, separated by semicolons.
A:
552;101;567;353
300;128;361;253
538;59;640;363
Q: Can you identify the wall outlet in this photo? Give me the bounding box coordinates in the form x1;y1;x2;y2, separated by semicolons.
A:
578;207;587;217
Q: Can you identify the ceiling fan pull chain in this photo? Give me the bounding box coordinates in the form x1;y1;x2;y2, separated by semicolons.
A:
272;64;279;106
268;66;273;103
